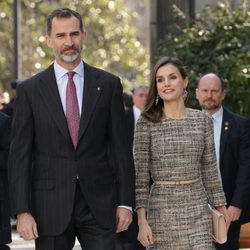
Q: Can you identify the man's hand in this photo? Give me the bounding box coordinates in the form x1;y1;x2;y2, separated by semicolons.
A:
116;207;132;232
227;205;242;222
17;212;38;240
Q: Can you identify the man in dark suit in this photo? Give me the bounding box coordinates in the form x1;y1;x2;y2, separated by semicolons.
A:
116;86;148;250
196;73;250;250
8;8;134;250
1;80;19;119
0;112;11;249
125;86;149;151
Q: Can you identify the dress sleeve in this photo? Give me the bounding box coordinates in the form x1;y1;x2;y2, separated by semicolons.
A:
201;114;227;207
133;116;151;209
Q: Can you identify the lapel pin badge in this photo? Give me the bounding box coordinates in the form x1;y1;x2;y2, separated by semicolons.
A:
224;122;229;131
97;87;101;91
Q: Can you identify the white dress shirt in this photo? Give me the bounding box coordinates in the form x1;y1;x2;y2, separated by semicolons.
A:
212;106;223;184
54;60;84;115
133;105;141;125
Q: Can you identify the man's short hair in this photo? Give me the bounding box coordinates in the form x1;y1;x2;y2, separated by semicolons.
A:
46;8;84;35
132;85;149;95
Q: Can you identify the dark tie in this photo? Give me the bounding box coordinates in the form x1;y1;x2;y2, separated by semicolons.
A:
66;71;80;148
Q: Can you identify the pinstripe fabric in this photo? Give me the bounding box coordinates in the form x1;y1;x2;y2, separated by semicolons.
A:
134;108;226;249
0;112;11;244
8;62;135;236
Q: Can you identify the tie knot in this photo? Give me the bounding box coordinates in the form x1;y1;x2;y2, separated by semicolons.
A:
67;71;75;80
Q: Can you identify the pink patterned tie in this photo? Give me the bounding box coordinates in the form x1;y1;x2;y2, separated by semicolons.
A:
66;71;80;148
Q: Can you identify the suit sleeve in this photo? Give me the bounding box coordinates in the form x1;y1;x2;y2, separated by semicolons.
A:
0;113;10;170
8;83;34;216
109;78;135;207
201;114;227;207
230;118;250;209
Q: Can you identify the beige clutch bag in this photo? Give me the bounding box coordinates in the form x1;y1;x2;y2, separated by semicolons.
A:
208;205;230;244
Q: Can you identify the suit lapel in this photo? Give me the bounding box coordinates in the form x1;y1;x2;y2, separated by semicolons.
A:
220;108;232;162
37;64;72;145
78;63;102;142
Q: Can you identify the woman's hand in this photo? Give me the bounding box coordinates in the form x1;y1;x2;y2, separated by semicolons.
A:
137;220;154;247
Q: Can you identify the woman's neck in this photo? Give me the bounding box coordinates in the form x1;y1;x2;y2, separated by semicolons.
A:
162;101;187;119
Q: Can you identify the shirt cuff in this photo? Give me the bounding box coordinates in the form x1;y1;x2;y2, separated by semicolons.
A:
118;205;132;212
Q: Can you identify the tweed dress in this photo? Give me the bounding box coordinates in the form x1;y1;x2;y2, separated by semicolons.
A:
134;108;226;250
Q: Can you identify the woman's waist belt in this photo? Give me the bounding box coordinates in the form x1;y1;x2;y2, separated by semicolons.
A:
154;178;200;185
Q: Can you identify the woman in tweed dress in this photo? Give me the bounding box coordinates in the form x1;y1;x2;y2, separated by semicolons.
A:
134;56;229;249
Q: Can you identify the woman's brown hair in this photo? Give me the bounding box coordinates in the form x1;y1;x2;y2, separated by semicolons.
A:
142;56;188;123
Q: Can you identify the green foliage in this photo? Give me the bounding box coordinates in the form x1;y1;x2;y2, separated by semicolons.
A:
0;0;149;92
157;0;250;116
0;0;14;91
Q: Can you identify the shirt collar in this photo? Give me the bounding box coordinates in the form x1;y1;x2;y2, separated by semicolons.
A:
133;105;141;115
53;60;84;80
212;106;223;121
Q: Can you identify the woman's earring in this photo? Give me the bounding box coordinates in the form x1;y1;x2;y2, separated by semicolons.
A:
155;95;159;106
183;89;188;100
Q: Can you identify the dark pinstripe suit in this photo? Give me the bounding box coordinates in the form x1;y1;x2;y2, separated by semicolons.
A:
9;62;135;239
0;112;11;247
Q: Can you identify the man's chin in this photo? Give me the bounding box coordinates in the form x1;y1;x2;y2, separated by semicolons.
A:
201;104;220;111
60;54;80;63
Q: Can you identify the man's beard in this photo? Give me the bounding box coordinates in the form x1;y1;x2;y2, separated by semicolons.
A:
200;101;220;111
55;46;82;63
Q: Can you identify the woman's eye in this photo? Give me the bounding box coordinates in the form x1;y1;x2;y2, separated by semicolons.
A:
157;78;164;83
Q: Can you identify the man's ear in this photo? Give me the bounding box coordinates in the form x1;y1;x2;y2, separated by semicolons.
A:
222;90;226;100
184;77;189;90
195;88;199;100
83;31;87;41
45;35;52;48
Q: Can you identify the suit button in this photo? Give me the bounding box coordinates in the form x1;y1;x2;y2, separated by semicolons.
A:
72;176;79;182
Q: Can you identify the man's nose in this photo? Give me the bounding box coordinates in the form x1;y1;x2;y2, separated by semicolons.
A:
64;36;73;46
207;91;212;97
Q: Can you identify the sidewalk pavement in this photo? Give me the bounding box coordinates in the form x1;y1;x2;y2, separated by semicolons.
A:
8;230;250;250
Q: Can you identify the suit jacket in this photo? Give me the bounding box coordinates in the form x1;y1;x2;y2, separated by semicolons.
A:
125;107;135;151
9;62;135;236
0;111;11;244
219;108;250;223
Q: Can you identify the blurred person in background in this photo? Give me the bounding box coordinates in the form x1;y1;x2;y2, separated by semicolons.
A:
116;85;149;250
196;73;250;250
123;92;133;112
1;80;20;118
125;86;149;150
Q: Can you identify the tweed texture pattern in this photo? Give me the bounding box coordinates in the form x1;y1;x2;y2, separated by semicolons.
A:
134;108;226;249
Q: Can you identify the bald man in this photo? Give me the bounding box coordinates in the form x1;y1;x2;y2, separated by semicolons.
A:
196;73;250;250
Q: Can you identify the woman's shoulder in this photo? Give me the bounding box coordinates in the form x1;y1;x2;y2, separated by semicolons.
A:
188;108;212;121
137;115;152;125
